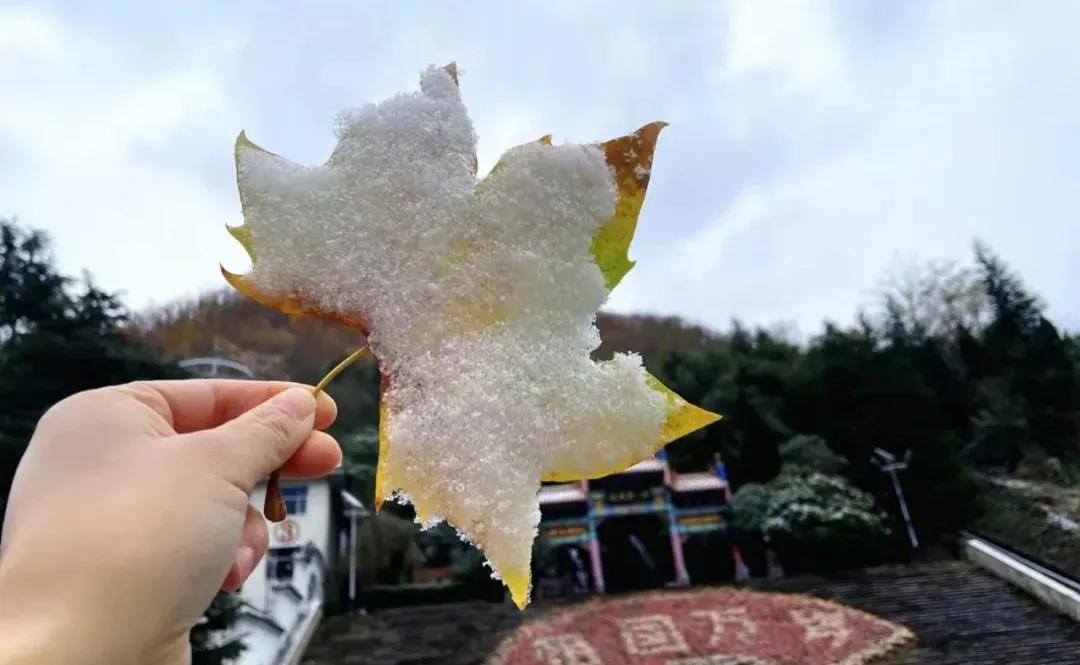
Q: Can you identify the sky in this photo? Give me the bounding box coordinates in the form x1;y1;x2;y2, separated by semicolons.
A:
1;1;1077;336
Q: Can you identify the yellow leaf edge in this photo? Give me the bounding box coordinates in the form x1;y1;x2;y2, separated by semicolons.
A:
479;122;665;292
225;130;269;263
223;131;372;331
541;373;721;483
373;371;718;609
592;121;667;291
375;395;533;609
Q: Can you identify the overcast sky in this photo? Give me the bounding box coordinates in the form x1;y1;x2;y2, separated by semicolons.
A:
2;1;1077;335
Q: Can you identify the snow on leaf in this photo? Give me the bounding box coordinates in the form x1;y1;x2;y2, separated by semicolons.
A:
221;64;719;609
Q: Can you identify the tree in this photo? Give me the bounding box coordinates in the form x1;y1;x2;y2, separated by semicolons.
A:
874;258;989;338
975;241;1041;333
657;327;796;483
0;219;175;503
793;321;982;535
339;425;379;505
778;434;847;475
729;482;769;534
968;386;1029;469
190;594;244;665
973;242;1078;462
0;221;69;341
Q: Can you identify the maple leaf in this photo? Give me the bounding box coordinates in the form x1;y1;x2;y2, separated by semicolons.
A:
223;64;719;609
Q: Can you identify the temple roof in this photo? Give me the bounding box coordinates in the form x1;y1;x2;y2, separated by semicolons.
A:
671;471;726;493
623;458;665;474
538;484;586;506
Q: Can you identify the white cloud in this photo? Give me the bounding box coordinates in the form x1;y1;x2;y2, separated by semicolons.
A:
723;0;850;98
2;2;1077;335
610;1;1080;333
0;8;246;308
0;6;65;60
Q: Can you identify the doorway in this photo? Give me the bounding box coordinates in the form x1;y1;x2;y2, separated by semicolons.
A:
597;515;674;592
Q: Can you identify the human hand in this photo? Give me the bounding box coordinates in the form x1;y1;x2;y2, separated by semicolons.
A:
0;380;340;664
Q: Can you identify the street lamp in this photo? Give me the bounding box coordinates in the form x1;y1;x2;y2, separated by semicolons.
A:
871;448;919;549
339;490;369;611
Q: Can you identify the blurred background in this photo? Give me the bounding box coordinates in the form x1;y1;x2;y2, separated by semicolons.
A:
2;2;1079;664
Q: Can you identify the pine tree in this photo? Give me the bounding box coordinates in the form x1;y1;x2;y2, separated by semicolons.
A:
973;241;1078;464
656;328;794;483
191;594;245;665
975;241;1041;335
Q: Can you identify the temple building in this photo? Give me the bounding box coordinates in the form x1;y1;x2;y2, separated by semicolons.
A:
534;452;744;598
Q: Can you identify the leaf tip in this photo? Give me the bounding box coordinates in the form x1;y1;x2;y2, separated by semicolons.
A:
443;62;459;85
220;264;246;287
504;565;532;610
235;130;258;155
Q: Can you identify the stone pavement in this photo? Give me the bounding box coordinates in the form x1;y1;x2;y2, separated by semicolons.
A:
302;601;524;665
302;560;1080;665
756;560;1080;664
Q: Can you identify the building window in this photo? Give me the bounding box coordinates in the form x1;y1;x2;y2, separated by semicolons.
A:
267;547;298;580
282;486;308;515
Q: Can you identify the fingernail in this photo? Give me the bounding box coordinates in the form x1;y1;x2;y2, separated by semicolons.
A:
236;545;256;576
270;387;316;420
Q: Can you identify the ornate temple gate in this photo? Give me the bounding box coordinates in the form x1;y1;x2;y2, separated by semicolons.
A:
537;454;743;597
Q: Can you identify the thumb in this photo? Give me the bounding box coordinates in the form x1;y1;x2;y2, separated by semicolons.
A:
196;387;318;491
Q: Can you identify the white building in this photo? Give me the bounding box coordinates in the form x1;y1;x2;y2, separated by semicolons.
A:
177;357;366;664
233;473;365;665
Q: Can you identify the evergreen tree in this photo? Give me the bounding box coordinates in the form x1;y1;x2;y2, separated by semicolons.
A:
0;220;175;503
972;242;1078;463
190;594;245;665
658;326;795;482
778;434;847;475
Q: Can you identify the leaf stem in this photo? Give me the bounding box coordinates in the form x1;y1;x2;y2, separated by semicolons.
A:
314;345;369;395
265;345;370;523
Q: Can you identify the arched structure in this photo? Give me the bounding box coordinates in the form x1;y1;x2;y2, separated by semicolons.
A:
536;452;746;598
178;357;256;379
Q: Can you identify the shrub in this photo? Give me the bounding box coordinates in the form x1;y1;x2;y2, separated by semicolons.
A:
762;471;893;574
729;482;770;576
730;482;769;533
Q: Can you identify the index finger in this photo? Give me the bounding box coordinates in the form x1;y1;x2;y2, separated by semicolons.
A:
128;379;337;434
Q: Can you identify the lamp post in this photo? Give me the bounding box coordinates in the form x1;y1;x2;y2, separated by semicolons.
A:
339;490;368;612
871;448;918;549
